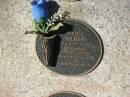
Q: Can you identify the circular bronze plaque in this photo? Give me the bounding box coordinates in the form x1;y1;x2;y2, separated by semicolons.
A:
36;19;103;76
48;92;85;97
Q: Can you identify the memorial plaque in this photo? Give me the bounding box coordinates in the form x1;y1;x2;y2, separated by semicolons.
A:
48;92;85;97
36;19;103;76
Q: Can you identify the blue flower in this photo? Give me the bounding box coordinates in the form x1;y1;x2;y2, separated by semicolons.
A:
31;0;48;21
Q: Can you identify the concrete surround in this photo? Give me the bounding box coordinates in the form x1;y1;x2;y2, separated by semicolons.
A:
0;0;130;97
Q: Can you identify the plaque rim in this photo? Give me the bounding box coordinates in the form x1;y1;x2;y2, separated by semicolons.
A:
46;91;86;97
35;18;103;76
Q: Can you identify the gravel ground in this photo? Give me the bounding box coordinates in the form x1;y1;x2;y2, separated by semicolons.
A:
0;0;130;97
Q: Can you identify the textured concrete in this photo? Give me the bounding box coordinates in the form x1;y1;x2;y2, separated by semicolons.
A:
0;0;130;97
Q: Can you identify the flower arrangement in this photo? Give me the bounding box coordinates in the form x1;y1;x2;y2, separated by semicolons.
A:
25;0;69;37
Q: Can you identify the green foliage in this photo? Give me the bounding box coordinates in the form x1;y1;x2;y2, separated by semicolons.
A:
32;14;63;35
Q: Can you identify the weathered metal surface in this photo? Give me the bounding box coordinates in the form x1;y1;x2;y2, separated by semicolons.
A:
36;19;103;76
48;92;85;97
